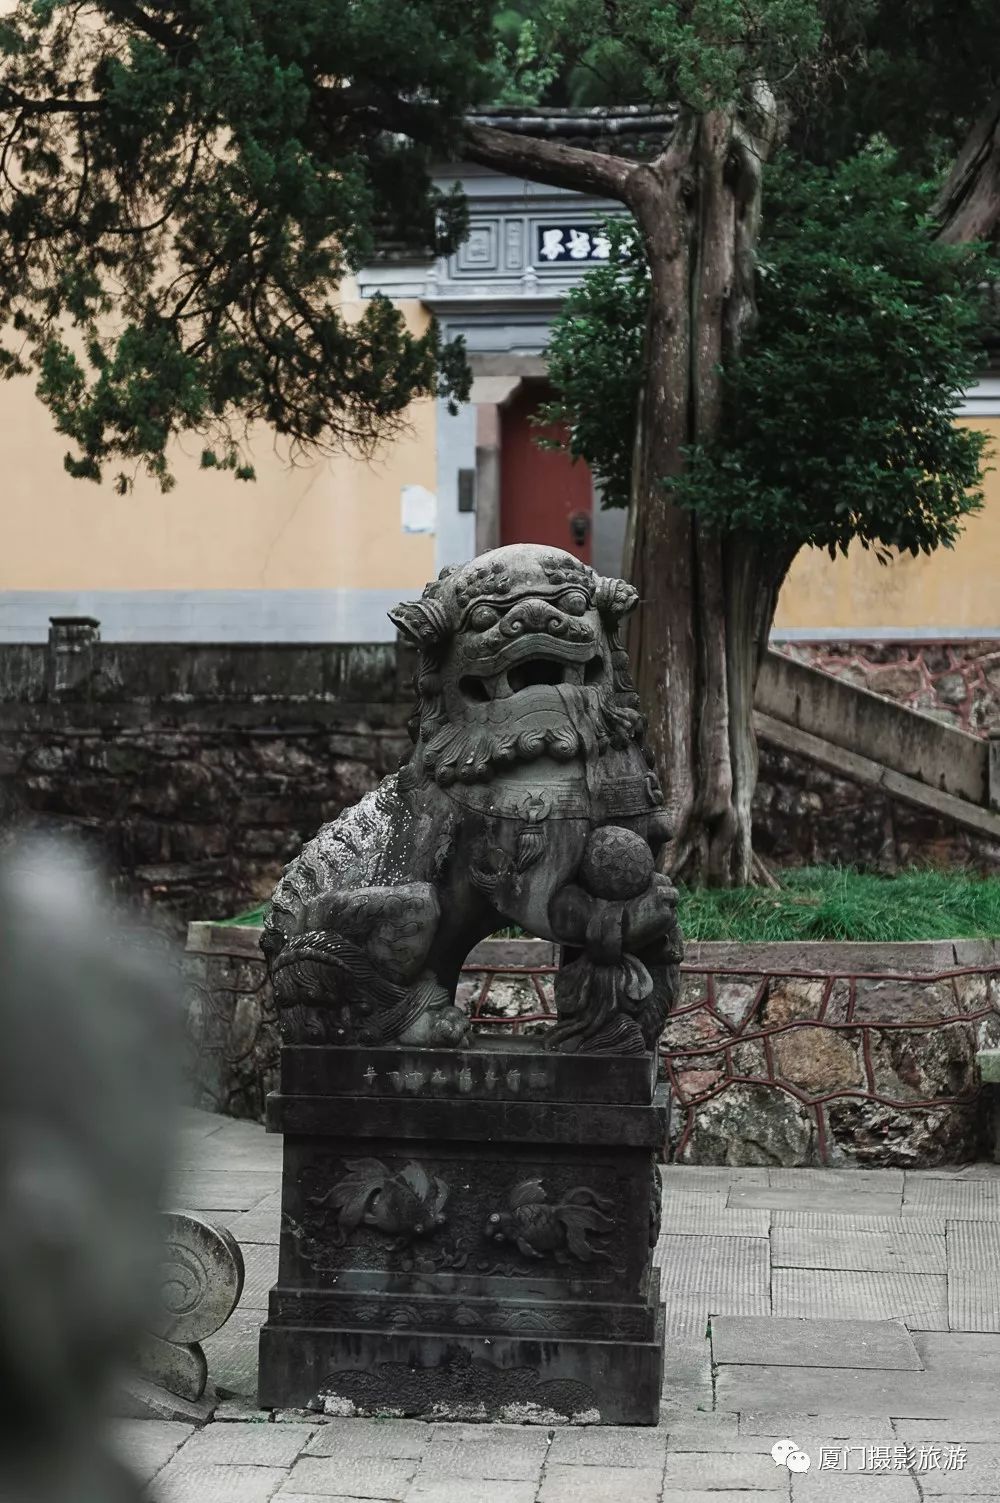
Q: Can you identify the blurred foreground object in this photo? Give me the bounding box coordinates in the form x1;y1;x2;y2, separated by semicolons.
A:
0;840;181;1503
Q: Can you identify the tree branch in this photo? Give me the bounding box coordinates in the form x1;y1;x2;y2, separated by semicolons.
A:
100;0;184;53
934;89;1000;246
0;86;102;115
460;122;635;203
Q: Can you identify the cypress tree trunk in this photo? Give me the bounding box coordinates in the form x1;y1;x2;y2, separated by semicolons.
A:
622;100;788;885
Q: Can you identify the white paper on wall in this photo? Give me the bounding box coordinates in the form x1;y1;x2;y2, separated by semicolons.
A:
401;485;437;534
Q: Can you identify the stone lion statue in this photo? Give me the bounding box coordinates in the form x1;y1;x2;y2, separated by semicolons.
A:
262;545;682;1054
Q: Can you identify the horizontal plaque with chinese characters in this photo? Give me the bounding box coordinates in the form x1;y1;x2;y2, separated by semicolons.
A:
536;224;612;264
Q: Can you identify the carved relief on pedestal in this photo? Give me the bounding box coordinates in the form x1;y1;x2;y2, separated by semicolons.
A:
484;1177;615;1264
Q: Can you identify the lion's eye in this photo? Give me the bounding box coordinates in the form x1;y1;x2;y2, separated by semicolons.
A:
469;604;499;631
561;590;589;617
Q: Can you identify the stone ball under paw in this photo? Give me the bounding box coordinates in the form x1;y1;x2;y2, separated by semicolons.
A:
578;826;655;900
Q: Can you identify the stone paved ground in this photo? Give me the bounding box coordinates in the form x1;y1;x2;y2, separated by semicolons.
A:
117;1110;1000;1502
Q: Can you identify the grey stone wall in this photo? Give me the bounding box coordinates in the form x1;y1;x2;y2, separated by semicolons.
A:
753;745;1000;873
3;626;998;940
0;624;413;934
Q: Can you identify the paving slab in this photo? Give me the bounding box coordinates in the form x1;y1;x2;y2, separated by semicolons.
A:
912;1329;1000;1376
663;1495;790;1503
169;1170;281;1213
280;1455;417;1499
114;1373;218;1423
212;1395;273;1422
663;1427;778;1453
661;1166;770;1190
546;1426;667;1468
660;1334;715;1411
711;1316;922;1371
947;1220;1000;1267
150;1461;290;1502
772;1225;945;1275
201;1307;262;1399
917;1445;1000;1496
226;1192;283;1245
405;1481;538;1503
537;1463;665;1502
730;1186;903;1216
772;1211;947;1235
716;1364;1000;1422
903;1180;1000;1220
740;1413;895;1439
772;1269;948;1329
769;1168;905;1193
419;1437;546;1481
660;1201;772;1237
662;1450;787;1490
108;1419;194;1483
657;1232;771;1336
305;1420;431;1460
238;1243;280;1310
790;1476;919;1501
893;1421;1000;1444
655;1232;771;1296
947;1270;1000;1333
178;1110;227;1140
168;1422;314;1467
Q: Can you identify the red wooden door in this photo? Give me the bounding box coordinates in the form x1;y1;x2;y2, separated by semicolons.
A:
500;383;593;563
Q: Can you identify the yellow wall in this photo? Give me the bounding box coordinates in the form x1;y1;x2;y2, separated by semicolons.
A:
775;418;1000;632
0;294;436;594
3;320;999;634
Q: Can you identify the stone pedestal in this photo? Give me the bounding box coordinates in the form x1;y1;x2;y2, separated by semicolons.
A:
258;1039;666;1424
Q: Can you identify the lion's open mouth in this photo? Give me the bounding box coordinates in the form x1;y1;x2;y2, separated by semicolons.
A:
460;648;605;703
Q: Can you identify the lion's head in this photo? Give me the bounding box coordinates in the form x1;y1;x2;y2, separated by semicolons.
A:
389;545;649;789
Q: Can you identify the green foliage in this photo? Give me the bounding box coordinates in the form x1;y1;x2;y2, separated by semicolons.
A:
545;147;995;558
678;866;1000;942
793;1;1000;174
0;0;495;487
490;0;823;112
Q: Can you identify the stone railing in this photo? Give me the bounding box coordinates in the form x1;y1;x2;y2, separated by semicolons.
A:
184;925;1000;1168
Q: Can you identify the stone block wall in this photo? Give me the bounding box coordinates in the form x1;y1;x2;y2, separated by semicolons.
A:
753;747;1000;873
3;626;999;932
0;625;413;934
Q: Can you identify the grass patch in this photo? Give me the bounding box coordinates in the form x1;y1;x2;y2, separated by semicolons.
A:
217;868;1000;943
677;866;1000;943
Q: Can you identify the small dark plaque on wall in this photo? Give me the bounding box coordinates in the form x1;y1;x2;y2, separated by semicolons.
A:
457;468;476;513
